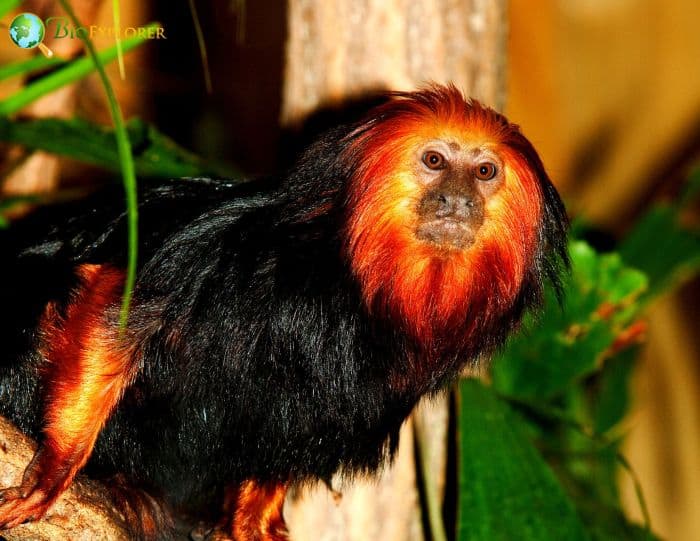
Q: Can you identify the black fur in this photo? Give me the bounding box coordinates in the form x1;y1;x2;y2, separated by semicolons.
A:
0;102;568;524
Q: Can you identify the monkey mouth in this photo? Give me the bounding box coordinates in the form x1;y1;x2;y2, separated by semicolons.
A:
415;218;477;249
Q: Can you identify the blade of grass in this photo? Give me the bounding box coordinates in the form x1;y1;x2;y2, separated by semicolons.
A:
188;0;212;93
0;55;66;81
0;22;159;116
111;0;125;79
57;0;138;327
0;0;20;18
231;0;246;43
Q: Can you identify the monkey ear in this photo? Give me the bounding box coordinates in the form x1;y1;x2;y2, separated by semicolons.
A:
506;131;570;297
539;178;570;302
531;152;569;272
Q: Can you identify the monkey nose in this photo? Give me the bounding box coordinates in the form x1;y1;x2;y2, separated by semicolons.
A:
434;194;476;219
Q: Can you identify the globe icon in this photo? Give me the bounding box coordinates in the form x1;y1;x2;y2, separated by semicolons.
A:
9;13;45;50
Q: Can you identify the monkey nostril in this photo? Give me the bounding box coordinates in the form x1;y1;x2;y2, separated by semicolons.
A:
434;194;452;218
432;194;479;218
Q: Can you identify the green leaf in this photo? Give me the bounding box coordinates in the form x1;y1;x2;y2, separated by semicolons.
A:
679;166;700;207
0;194;39;211
0;22;160;116
591;347;639;435
0;116;233;178
551;451;658;541
498;397;657;540
619;205;700;299
0;0;20;18
0;194;41;228
566;473;657;541
491;241;648;400
456;379;589;541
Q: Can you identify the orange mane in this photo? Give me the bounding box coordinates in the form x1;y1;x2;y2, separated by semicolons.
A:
343;86;545;353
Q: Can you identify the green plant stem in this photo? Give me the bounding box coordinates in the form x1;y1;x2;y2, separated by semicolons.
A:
0;22;159;116
57;0;138;328
615;454;652;534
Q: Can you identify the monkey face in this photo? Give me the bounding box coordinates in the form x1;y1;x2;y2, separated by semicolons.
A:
342;86;566;346
413;142;504;250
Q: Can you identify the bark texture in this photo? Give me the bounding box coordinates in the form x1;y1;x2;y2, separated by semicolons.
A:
281;0;507;126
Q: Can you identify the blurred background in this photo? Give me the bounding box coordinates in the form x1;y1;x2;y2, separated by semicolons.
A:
508;3;700;539
0;1;698;540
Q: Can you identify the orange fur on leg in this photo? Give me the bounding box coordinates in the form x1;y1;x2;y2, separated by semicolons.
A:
0;264;135;528
230;480;288;541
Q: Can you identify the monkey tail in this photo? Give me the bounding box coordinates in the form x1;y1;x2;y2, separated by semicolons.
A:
103;475;176;541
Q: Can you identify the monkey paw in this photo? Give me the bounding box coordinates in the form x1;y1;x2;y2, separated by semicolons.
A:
0;483;54;530
0;447;64;529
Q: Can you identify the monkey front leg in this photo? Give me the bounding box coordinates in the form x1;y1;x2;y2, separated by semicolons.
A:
0;264;135;529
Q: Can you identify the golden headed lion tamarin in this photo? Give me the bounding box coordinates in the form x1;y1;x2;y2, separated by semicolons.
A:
0;85;567;540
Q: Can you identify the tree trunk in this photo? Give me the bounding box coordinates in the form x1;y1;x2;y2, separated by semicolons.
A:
281;2;508;540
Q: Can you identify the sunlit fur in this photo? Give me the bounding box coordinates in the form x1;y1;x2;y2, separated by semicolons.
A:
343;86;559;359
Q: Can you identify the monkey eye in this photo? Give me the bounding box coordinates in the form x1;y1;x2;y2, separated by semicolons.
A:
422;151;447;170
475;162;497;180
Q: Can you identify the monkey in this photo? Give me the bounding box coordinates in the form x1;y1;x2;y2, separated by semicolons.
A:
0;85;568;540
